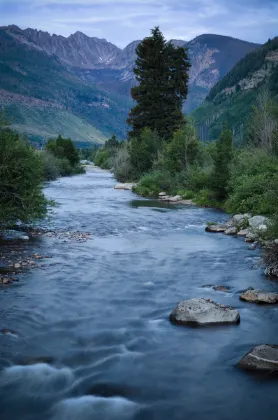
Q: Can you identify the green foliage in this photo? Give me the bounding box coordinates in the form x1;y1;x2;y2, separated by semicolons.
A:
127;27;190;140
163;125;200;173
247;89;278;153
211;126;233;200
112;146;132;182
193;189;222;208
225;148;278;215
129;128;160;178
134;169;174;197
177;189;194;199
44;135;85;179
94;150;111;169
0;129;47;225
94;134;121;170
43;151;61;181
46;135;79;167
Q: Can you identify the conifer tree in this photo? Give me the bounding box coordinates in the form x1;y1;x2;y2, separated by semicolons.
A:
127;27;190;141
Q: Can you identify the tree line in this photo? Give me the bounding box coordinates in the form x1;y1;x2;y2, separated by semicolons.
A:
95;28;278;243
0;120;85;227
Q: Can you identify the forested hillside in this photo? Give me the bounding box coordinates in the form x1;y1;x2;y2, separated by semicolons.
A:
0;27;131;145
193;37;278;142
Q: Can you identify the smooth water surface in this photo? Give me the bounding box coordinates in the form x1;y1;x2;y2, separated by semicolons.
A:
1;167;278;420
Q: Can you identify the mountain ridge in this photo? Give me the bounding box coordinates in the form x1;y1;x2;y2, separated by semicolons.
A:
0;24;261;143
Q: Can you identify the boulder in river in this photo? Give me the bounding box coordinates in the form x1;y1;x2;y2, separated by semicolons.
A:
114;183;136;190
237;345;278;372
206;224;227;233
224;227;237;236
169;298;240;326
240;289;278;304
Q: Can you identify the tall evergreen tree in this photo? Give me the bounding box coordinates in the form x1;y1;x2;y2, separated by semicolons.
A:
127;27;190;140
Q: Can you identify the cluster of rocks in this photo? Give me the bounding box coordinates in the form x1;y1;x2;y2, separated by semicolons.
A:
0;274;15;285
42;229;91;242
170;290;278;372
158;192;194;204
206;214;269;244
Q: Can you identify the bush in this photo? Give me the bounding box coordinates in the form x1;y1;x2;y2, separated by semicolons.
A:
46;135;79;167
194;189;222;208
43;151;60;181
134;169;174;197
58;158;74;177
164;125;200;173
225;148;278;215
0;130;47;226
112;147;133;182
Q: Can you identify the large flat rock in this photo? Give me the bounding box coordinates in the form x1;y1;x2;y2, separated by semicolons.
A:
114;183;136;190
169;298;240;326
237;345;278;372
205;224;228;233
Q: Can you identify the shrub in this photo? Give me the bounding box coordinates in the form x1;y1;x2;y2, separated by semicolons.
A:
46;135;79;167
134;169;173;197
194;189;222;208
0;130;47;226
112;147;133;182
177;189;194;199
225;148;278;215
43;151;60;181
164;124;200;173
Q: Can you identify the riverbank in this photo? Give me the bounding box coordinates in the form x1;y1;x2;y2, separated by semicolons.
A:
113;181;278;279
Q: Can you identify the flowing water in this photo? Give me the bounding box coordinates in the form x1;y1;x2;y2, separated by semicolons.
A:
1;167;278;420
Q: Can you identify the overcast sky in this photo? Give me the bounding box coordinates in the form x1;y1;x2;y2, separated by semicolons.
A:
0;0;277;47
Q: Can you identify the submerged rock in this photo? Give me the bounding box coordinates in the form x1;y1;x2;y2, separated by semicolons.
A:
237;345;278;372
169;298;240;326
212;285;230;292
240;289;278;304
206;224;227;233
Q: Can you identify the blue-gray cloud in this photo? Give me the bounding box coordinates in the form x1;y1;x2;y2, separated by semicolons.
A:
0;0;277;46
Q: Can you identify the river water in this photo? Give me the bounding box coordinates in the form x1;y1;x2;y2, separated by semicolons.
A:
1;167;278;420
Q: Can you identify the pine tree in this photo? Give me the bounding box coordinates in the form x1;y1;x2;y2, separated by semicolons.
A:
127;27;190;141
212;126;233;200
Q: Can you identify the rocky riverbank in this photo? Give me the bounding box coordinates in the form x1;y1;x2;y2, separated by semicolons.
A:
114;184;278;279
0;227;92;285
205;213;278;278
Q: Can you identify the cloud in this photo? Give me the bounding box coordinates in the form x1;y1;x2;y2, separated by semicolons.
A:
0;0;277;47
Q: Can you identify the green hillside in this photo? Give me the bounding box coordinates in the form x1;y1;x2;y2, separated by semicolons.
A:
193;37;278;142
0;28;130;144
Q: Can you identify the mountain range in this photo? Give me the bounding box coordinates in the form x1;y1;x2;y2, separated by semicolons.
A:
0;25;260;144
193;36;278;142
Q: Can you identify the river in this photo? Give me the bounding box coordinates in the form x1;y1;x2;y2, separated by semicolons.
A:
1;166;278;420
